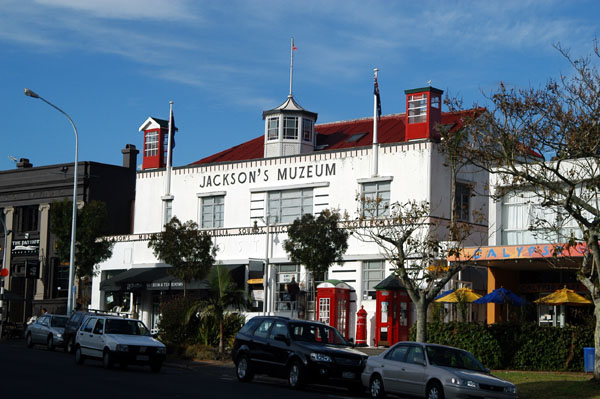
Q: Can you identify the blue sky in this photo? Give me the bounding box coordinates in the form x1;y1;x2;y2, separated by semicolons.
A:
1;0;598;169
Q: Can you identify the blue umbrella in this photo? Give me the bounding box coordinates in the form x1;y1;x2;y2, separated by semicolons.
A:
473;287;528;306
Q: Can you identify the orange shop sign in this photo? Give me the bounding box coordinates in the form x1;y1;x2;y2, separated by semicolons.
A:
451;243;587;261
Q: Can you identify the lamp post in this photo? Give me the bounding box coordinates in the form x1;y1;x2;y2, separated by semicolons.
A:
24;88;78;316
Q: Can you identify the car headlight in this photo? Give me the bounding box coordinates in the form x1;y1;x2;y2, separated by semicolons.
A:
56;333;62;338
450;378;478;388
504;385;517;394
116;344;129;352
310;353;333;363
156;347;167;354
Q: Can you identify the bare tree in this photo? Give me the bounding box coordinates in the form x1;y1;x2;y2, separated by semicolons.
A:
447;42;600;379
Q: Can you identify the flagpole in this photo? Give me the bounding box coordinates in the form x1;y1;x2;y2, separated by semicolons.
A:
163;101;174;228
289;37;294;97
372;68;379;177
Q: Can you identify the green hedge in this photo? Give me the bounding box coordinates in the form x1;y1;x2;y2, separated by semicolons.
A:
410;321;594;371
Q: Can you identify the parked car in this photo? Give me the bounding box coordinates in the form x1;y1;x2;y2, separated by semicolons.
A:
232;316;367;392
74;314;166;372
25;314;69;351
63;309;124;353
361;341;518;399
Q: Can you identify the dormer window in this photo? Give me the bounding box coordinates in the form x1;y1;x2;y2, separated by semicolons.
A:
283;116;298;139
302;118;313;142
267;117;279;141
408;94;428;124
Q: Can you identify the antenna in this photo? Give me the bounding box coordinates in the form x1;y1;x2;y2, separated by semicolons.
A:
289;37;295;97
8;156;17;162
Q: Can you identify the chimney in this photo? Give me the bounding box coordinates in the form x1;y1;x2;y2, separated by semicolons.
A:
17;158;33;168
121;144;139;169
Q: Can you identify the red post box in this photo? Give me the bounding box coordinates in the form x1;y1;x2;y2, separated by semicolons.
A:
355;305;367;346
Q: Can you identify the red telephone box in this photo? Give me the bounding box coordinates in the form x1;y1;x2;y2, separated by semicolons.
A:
374;275;411;347
316;280;351;339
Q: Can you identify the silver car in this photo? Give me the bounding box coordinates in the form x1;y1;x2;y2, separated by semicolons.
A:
25;314;69;351
361;342;517;399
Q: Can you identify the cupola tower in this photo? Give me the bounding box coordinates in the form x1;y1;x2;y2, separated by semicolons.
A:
404;86;443;141
138;117;177;170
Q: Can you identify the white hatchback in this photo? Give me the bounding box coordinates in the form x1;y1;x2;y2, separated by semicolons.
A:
74;315;166;372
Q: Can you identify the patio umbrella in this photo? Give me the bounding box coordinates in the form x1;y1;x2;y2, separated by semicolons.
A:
534;287;592;306
473;287;528;306
434;287;482;303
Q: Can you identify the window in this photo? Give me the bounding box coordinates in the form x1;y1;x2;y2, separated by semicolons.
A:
362;261;385;299
267;117;279;141
239;317;262;335
253;319;274;339
51;257;69;298
431;94;440;109
302;118;313;142
145;130;159;157
406;346;425;364
268;189;313;224
164;199;173;226
275;264;300;311
93;319;104;335
201;196;224;228
454;182;471;222
16;205;38;232
269;321;289;339
408;93;428;124
319;298;330;324
83;318;97;333
361;181;390;218
283;116;298;139
385;344;409;362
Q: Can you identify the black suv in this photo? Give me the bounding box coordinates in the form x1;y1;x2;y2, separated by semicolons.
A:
232;316;367;392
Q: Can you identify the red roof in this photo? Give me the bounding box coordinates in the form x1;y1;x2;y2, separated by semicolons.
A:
191;110;480;165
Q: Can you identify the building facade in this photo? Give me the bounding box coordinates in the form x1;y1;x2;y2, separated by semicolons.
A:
0;146;138;323
92;87;488;345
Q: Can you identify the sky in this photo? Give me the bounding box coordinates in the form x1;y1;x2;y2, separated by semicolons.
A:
1;0;599;170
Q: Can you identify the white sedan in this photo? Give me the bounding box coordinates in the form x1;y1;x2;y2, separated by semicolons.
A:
361;342;517;399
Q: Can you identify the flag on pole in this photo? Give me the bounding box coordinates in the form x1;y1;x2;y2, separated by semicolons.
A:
168;105;176;149
374;74;382;120
292;44;297;51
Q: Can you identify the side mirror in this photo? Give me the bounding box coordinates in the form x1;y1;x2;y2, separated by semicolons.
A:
274;334;290;345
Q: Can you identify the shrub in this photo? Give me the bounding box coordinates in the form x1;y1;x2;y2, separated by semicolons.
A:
157;295;198;346
411;321;594;371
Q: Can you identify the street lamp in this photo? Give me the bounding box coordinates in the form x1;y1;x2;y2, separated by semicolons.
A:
24;88;79;316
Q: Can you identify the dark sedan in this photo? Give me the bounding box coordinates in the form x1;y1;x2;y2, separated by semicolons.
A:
232;316;367;392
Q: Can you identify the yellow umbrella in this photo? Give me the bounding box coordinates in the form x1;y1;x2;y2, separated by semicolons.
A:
434;287;482;303
534;287;592;306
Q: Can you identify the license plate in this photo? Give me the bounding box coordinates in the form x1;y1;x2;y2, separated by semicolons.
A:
136;355;149;361
342;372;355;379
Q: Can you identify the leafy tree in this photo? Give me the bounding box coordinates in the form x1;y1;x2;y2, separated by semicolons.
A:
283;210;349;316
194;265;248;354
50;199;113;278
148;217;216;296
447;42;600;378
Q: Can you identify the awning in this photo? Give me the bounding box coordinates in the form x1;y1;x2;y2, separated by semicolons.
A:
100;265;242;292
247;278;263;285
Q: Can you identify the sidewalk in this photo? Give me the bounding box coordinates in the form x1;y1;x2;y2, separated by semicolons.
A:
164;346;387;370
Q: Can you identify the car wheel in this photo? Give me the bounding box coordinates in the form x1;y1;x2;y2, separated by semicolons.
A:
25;333;33;348
150;360;162;373
426;381;445;399
235;354;254;382
369;374;386;399
75;346;85;365
66;337;75;353
103;350;114;369
288;360;305;389
47;335;55;351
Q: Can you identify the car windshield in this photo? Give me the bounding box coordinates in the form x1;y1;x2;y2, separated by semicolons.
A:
289;322;348;346
51;316;68;328
105;319;150;336
426;346;486;372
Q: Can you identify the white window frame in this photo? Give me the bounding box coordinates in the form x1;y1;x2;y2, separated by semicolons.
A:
302;118;313;142
362;260;385;299
268;188;313;224
408;93;428;124
455;182;471;222
283;116;298;140
361;181;390;218
267;117;279;141
200;195;224;228
145;130;159;157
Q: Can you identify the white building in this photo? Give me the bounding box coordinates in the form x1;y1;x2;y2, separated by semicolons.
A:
92;86;488;346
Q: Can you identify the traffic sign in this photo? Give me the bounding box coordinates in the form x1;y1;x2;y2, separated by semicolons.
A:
0;268;8;277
